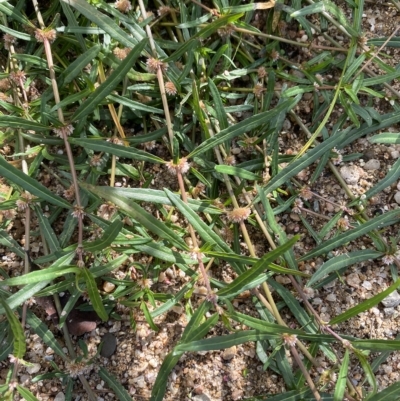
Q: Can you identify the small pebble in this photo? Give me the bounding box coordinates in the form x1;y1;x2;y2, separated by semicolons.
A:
54;393;65;401
384;307;395;317
193;394;212;401
362;281;372;290
346;273;361;288
340;166;361;184
26;363;41;374
100;333;117;358
382;291;400;308
222;346;237;361
394;191;400;205
364;159;380;170
326;294;336;302
103;281;115;293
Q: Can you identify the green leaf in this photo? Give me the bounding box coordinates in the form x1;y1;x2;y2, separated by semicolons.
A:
354;348;377;396
33;205;61;254
368;133;400;144
61;0;138;48
0;296;25;359
307;250;383;287
367;381;400;401
59;45;101;85
2;265;80;286
83;184;188;250
0;116;49;131
334;349;349;401
0;156;71;209
353;339;400;351
69;138;164;164
208;78;228;131
217;236;299;299
79;268;108;321
98;367;132;401
83;219;123;252
25;309;67;361
16;386;40;401
299;210;400;261
330;279;400;325
107;94;163;114
0;230;25;258
214;165;261;181
188;96;300;158
72;38;148;121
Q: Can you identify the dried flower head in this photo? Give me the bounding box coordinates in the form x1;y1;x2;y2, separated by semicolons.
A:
191;182;206;197
90;154;103;167
115;0;132;13
9;70;26;85
113;47;131;60
165;158;190;175
224;155;236;166
53;124;74;138
98;202;117;220
146;57;168;74
71;205;85;219
302;286;315;299
217;24;235;38
65;359;94;378
226;207;251;223
382;254;396;266
16;192;36;211
337;217;350;231
271;50;280;62
257;66;267;79
281;333;297;347
137;277;153;289
0;78;11;91
63;185;75;201
158;6;171;16
34;28;57;43
0;92;11;102
1;208;16;220
253;83;264;98
3;34;16;50
331;148;342;165
165;81;177;96
291;198;303;214
299;186;313;201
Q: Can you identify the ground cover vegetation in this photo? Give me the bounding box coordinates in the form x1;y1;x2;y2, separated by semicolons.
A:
1;0;400;400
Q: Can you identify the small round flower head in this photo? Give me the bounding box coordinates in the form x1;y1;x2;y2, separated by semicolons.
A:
53;124;74;138
115;0;132;13
331;148;342;165
34;28;57;43
165;157;190;175
0;78;11;91
113;47;131;60
224;155;236;166
9;70;26;85
291;198;303;214
302;286;315;299
299;186;313;200
3;34;16;50
281;333;297;347
271;49;280;62
226;207;251;223
382;254;396;266
90;154;103;167
253;83;264;98
257;66;267;79
65;359;94;378
217;24;235;38
158;6;171;16
63;185;75;201
337;217;350;231
16;192;36;211
165;81;177;96
146;57;168;74
71;205;85;219
98;202;117;220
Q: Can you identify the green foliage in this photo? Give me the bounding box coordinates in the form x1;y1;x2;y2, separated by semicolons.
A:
0;0;399;400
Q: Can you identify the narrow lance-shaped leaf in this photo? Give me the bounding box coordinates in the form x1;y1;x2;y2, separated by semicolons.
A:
79;268;108;321
217;236;299;299
0;156;71;209
299;209;400;262
334;349;349;401
330;279;400;325
188;96;300;158
61;0;138;48
72;38;148;121
83;184;188;250
0;297;25;359
82;219;123;252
